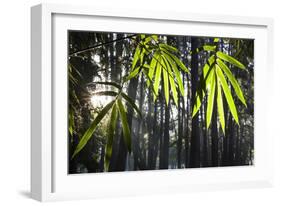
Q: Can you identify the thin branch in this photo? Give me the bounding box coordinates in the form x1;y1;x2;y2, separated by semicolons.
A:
69;34;137;57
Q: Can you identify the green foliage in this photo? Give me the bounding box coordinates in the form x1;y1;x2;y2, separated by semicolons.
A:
216;65;239;125
216;78;225;134
117;99;131;153
192;55;215;117
216;59;247;106
216;51;246;70
105;103;118;171
126;34;190;106
69;33;249;171
192;39;247;132
71;81;140;169
68;63;82;142
120;92;142;118
72;100;115;159
206;69;216;128
68;108;74;136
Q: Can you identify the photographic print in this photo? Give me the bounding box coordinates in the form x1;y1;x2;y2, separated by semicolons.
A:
68;31;254;174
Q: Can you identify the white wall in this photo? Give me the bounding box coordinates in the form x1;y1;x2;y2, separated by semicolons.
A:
0;0;280;205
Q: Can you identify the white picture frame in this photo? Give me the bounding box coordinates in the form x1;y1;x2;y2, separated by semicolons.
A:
31;3;274;202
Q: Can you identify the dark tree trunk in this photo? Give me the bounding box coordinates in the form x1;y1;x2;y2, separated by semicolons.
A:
151;102;159;169
201;102;208;167
114;36;138;170
211;103;219;166
189;37;200;168
160;101;170;169
177;94;183;168
147;91;154;169
159;96;164;169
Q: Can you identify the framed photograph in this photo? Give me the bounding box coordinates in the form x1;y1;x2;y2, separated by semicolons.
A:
31;3;274;201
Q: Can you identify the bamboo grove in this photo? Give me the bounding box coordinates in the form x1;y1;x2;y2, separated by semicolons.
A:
68;32;254;173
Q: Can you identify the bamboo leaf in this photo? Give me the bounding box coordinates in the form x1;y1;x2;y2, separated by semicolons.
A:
217;59;247;107
163;57;178;106
140;34;146;40
163;62;170;105
69;108;74;136
126;66;141;81
216;51;246;70
142;67;158;97
203;45;216;52
163;49;190;74
169;54;190;73
195;45;216;53
216;64;239;124
147;52;158;86
117;99;131;153
153;57;162;100
143;36;152;44
72;100;115;159
192;57;215;117
204;56;216;89
214;38;220;43
121;92;142;118
151;35;158;42
206;71;216;129
162;52;184;96
132;45;141;70
105;103;118;171
140;48;145;65
217;80;225;134
192;89;205;118
159;43;179;53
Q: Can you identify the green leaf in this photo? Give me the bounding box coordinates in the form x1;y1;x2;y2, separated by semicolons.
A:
206;71;216;129
140;48;145;65
201;55;214;77
217;80;225;134
163;62;170;105
159;43;179;53
151;35;158;42
203;45;216;52
117;99;131;153
162;52;184;96
216;59;247;107
69;72;78;85
69;108;74;136
132;45;141;70
126;66;141;81
143;36;152;44
72;100;115;159
192;55;215;117
192;89;205;118
153;57;162;99
142;67;158;98
204;56;216;88
196;45;216;53
216;51;246;70
216;64;239;124
169;54;190;73
121;92;142;118
163;57;178;106
147;52;158;87
92;81;122;90
105;103;118;171
192;57;215;117
214;38;220;43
